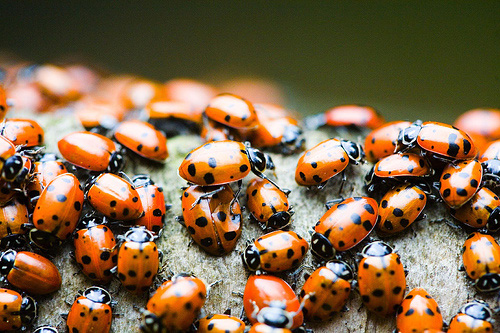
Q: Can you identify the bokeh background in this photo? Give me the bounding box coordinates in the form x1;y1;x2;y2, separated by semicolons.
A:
1;1;499;122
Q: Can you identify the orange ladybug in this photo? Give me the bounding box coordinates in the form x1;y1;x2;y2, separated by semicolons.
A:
26;153;68;202
242;230;308;272
0;197;29;247
449;187;500;232
454;108;500;142
205;93;257;129
197;313;245;333
0;288;37;331
396;288;443;333
305;104;384;130
448;300;494;333
0;118;44;148
358;241;406;316
364;121;413;163
66;287;113;333
246;178;293;230
0;135;27;182
480;139;500;161
146;100;201;137
438;160;482;208
132;175;167;235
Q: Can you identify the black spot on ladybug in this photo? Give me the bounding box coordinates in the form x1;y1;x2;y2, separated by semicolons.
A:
425;308;435;315
74;201;81;211
392;286;402;294
128;270;137;277
188;164;196;176
384;220;393;230
195;217;208;227
313;175;322;183
372;289;384;297
299;172;306;181
463;138;472;155
442;173;451;180
351;213;362;225
364;204;375;214
446;134;460;157
287;249;294;258
123;208;129;216
153;209;162;217
381;200;388;208
224;231;237;241
407;165;414;173
361;295;370;303
251;189;257;196
100;252;110;261
184;192;189;198
187;226;195;234
208;158;217;168
393;208;404;217
362;220;372;231
311;162;317;168
81;255;91;264
240;164;249;173
56;194;67;202
200;237;213;247
442;189;451;198
224;115;231;122
217;211;227;222
470;179;479;188
338;240;345;248
132;197;139;202
137;144;143;152
400;219;410;228
204;173;215;184
110;200;117;207
456;188;468;196
405;308;415;316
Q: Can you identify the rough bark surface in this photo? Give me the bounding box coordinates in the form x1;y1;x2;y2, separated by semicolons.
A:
31;112;498;332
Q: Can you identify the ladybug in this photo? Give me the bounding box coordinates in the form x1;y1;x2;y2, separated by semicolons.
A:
30;173;84;249
146;100;201;137
454;108;500;142
34;64;80;102
0;197;29;247
0;288;36;331
376;183;427;236
141;274;207;332
0;135;28;182
58;131;125;173
197;313;245;333
74;99;123;132
243;275;303;329
242;230;308;272
364;121;412;163
26;153;68;201
87;172;144;221
396;121;477;160
305;104;384;130
204;93;258;129
113;120;168;162
121;78;163;110
0;118;44;148
164;78;218;114
438;159;482;208
299;260;353;321
201;118;242;142
295;138;364;189
132;175;168;235
448;300;493;333
66;287;113;333
461;232;500;292
116;227;159;294
0;250;61;295
179;140;281;189
181;184;242;256
395;288;443;333
311;197;378;259
479;140;500;161
74;218;118;284
449;187;500;232
357;241;406;316
246;178;293;230
0;86;8;120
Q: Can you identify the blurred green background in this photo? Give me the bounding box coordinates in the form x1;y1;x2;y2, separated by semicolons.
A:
1;1;499;122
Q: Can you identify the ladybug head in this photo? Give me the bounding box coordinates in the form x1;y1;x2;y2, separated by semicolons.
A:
267;211;292;230
396;123;421;152
33;326;58;333
257;302;293;329
0;249;16;275
460;300;492;321
310;232;335;260
361;241;393;257
124;227;155;243
20;295;37;327
340;140;365;164
107;150;125;173
83;286;112;304
246;147;269;173
2;154;24;182
79;214;105;228
325;260;354;282
475;273;500;293
132;174;154;188
281;125;305;152
141;310;162;333
241;243;260;271
487;207;500;233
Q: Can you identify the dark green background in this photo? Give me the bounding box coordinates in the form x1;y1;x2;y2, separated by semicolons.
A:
2;1;499;122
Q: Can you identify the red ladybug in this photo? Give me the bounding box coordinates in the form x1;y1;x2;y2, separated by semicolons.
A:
0;135;28;182
0;250;61;295
197;314;245;333
116;227;159;294
181;184;242;256
74;219;118;284
0;118;44;148
30;173;84;249
438;159;482;208
295;138;364;189
311;197;378;259
0;86;8;120
358;241;406;316
58;131;125;173
26;153;68;201
396;121;477;160
454;108;500;142
246;178;293;230
141;274;207;332
299;260;353;321
448;300;493;333
395;288;443;333
0;288;37;331
364;121;412;163
132;175;168;235
243;275;303;329
242;230;308;272
87;172;144;221
0;197;29;247
449;187;500;232
204;93;258;129
113;120;168;162
305;104;384;130
461;232;500;292
66;287;113;333
377;183;427;236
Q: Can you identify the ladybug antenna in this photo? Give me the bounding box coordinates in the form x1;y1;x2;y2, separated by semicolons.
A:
206;279;222;299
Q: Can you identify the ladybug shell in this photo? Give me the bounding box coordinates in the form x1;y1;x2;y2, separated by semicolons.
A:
122;79;163;110
197;314;245;333
182;185;241;255
57;131;119;171
448;313;493;333
35;64;80;102
243;275;303;329
117;237;159;294
246;178;291;229
6;251;61;295
147;100;199;122
249;116;299;148
0;198;28;240
358;252;406;316
66;295;112;333
87;173;143;221
365;121;412;163
146;275;207;332
396;288;443;333
479;139;500;161
299;266;351;321
0;289;27;331
75;99;124;129
205;93;257;129
374;153;432;178
295;139;349;186
32;173;83;240
133;182;166;235
164;78;218;114
0;86;7;120
248;324;291;333
324;105;384;129
449;187;500;230
252;230;308;272
454;108;500;141
113;120;168;161
377;184;426;236
315;197;378;252
417;122;477;160
27;158;68;200
179;140;251;186
74;225;118;284
462;232;500;292
0;135;17;166
0;119;44;148
6;82;51;112
439;160;482;208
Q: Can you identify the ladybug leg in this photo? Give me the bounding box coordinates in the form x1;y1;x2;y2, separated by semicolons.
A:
190;186;225;209
253;169;284;193
229;180;243;214
316;180;328;190
325;198;345;210
206;279;222;299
